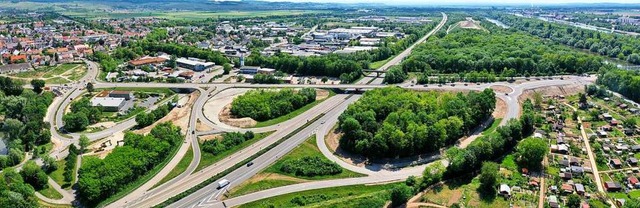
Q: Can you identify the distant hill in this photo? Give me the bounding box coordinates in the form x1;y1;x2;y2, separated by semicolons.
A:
14;0;385;11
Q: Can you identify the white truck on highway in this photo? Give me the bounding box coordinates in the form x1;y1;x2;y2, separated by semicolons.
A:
217;179;230;189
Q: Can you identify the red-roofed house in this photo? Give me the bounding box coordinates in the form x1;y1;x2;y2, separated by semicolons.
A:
10;54;27;63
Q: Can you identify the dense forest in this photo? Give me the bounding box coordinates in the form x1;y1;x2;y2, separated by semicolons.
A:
77;122;183;204
491;13;640;65
403;23;606;78
231;88;316;121
337;87;496;158
596;66;640;103
0;77;54;169
0;168;40;207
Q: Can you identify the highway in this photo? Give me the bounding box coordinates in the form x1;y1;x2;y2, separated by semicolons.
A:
37;11;598;208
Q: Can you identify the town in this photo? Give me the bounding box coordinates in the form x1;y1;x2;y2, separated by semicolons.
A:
0;1;640;208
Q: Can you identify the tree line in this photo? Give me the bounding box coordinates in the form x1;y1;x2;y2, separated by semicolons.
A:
403;23;606;78
338;87;496;158
445;99;536;176
135;101;175;128
0;77;54;169
596;66;640;103
77;122;183;204
231;88;316;121
491;13;640;65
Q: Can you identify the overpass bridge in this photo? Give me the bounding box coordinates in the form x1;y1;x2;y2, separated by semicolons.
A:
362;69;387;77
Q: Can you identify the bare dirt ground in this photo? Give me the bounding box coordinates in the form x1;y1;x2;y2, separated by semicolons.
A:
134;92;198;135
246;173;309;184
490;85;513;94
87;121;116;129
315;89;329;100
218;103;258;128
85;131;124;159
198;134;221;143
493;97;507;118
459;20;481;29
519;84;584;105
325;126;369;167
195;119;213;132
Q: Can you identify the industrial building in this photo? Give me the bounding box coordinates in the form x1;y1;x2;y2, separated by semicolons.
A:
176;57;215;71
91;97;126;112
239;66;275;75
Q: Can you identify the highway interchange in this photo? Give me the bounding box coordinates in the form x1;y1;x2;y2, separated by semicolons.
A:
35;12;599;207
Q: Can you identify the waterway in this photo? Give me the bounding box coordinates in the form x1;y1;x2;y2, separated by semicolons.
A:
485;18;510;29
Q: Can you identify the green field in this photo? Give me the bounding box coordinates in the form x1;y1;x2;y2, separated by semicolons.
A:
196;131;273;171
369;56;393;69
228;135;365;197
152;146;193;189
38;185;64;200
263;135;364;180
253;90;335;128
9;63;85;84
49;160;74;190
62;10;325;20
237;183;396;208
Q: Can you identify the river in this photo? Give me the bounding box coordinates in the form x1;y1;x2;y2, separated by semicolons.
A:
485;18;510;29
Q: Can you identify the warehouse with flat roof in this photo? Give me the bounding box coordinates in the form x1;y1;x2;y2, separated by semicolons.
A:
91;97;126;112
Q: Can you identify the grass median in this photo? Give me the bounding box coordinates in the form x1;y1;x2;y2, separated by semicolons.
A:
195;131;274;171
228;135;365;197
237;183;397;208
151;146;194;189
155;113;325;207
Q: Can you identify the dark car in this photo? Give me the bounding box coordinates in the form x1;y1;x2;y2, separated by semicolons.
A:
246;161;254;167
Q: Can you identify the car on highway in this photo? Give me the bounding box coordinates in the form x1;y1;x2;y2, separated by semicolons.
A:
217;179;230;189
246;161;254;167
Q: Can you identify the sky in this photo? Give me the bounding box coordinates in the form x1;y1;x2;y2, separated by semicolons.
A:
263;0;640;5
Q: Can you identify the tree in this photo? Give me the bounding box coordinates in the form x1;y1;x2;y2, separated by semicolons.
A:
422;162;445;187
223;63;232;75
515;138;548;171
383;66;408;84
390;184;413;207
479;162;499;195
79;135;90;154
86;82;94;94
20;160;48;190
2;118;24;141
30;79;45;94
63;112;89;132
42;155;58;173
624;198;640;208
168;55;177;68
566;194;581;208
321;77;328;84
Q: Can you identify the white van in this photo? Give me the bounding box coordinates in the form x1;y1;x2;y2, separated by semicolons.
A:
217;179;230;189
